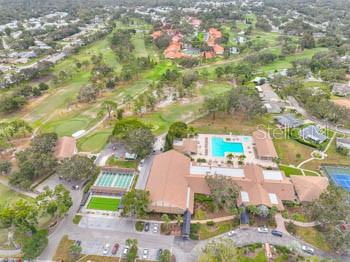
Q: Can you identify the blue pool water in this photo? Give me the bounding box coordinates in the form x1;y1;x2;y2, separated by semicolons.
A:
211;137;244;157
322;166;350;192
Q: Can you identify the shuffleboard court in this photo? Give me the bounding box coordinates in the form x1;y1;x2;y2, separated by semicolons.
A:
87;196;120;211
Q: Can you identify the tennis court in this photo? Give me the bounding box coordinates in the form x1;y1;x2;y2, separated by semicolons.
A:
322;166;350;192
87;196;120;211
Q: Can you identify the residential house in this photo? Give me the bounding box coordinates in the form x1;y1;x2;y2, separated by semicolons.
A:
336;138;350;153
258;84;282;114
275;114;303;128
299;125;327;144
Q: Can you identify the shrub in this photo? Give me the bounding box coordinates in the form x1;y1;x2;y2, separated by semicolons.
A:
286;221;297;235
282;211;289;219
206;221;214;227
135;221;145;231
194;194;213;203
190;223;200;240
291;212;305;222
275;244;292;255
73;215;82;225
194;208;207;220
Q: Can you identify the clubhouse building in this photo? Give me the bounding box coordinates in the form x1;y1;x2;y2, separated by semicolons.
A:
144;132;328;215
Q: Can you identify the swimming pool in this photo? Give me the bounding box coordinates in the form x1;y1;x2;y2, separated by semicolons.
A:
322;166;350;192
211;137;244;157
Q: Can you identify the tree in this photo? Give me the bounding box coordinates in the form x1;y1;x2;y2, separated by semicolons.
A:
199;238;238;262
56;155;99;182
301;32;315;49
164;121;189;151
101;100;118;118
121;189;150;218
123;127;154;159
38;82;49;91
69;243;82;261
310;185;350;253
202;96;226;120
227;86;265;118
205;175;240;213
36;185;72;218
161;214;171;231
9;133;57;189
112;119;147;140
77;84;98;103
21;229;48;260
0;160;11;175
0;200;38;232
159;249;172;262
125;238;138;262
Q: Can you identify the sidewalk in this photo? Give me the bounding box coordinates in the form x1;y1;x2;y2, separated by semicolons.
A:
0;176;37;198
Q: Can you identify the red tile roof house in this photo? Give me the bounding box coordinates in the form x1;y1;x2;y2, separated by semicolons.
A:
145;150;297;215
54;136;77;160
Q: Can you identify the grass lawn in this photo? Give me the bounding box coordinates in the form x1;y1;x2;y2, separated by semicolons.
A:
190;113;273;135
302;140;350;172
0;183;33;205
139;99;203;135
77;129;112;152
259;48;327;73
87;197;120;211
40;115;97;137
132;33;148;58
198;221;237;240
52;235;83;261
199;81;233;96
106;156;138;169
274;136;313;166
279;165;303;177
239;250;267;262
80;256;119;262
295;226;331;252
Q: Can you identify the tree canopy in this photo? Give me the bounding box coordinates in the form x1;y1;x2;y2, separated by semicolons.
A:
121;189;150;218
205;175;240;214
56;155;99;182
199;238;238;262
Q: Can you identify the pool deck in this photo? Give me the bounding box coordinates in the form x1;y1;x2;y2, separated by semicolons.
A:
192;134;276;168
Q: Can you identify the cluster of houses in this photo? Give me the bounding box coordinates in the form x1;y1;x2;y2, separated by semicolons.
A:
0;14;110;88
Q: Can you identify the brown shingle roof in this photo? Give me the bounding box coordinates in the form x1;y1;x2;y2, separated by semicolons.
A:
291;175;329;202
253;130;278;159
146;150;193;214
54;136;76;160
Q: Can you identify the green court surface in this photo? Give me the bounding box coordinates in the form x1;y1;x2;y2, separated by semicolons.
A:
87;197;120;211
95;171;133;189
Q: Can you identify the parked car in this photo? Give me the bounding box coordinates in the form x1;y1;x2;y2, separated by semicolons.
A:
71;185;79;190
75;240;82;246
143;248;149;259
257;226;268;233
111;243;119;255
153;224;159;233
157;249;163;259
123;247;129;257
144;222;150;232
271;229;283;237
227;230;236;237
302;245;314;255
102;244;110;255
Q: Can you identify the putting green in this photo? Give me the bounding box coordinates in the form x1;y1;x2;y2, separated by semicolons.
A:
87;197;120;211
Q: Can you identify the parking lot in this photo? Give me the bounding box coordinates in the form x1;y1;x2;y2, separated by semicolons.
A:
81;240;160;261
136;222;161;235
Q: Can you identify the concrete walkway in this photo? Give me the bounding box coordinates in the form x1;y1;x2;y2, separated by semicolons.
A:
0;176;37;198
